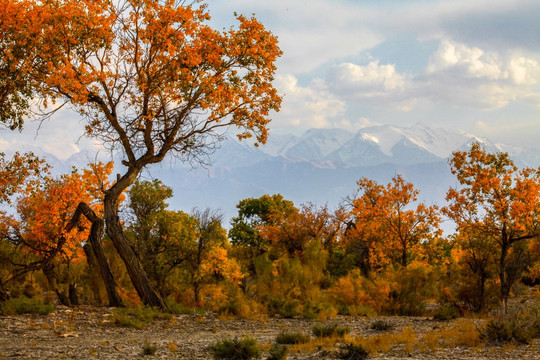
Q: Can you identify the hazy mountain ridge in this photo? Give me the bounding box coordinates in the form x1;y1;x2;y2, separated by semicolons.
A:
8;123;540;223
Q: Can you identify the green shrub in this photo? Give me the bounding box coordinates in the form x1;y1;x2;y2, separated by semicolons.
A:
0;297;54;315
433;304;459;321
165;299;204;315
370;319;393;331
480;305;540;344
312;323;350;338
267;343;288;360
265;298;302;318
110;306;171;329
338;343;369;360
302;302;336;320
210;337;261;360
275;331;310;344
142;343;157;355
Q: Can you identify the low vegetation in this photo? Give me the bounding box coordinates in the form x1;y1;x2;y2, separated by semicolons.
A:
312;323;350;338
0;297;54;315
275;331;310;345
209;337;261;360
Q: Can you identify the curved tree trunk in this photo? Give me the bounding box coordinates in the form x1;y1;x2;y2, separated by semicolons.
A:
104;182;167;309
82;243;104;305
69;203;123;307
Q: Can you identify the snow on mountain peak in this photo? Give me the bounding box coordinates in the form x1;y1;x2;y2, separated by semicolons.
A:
361;133;379;144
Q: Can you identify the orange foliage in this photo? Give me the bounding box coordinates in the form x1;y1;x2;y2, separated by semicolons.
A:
347;175;441;268
327;269;390;314
444;142;540;308
259;203;344;257
13;162;113;262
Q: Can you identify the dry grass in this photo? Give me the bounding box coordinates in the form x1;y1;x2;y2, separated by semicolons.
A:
440;319;482;348
288;335;343;355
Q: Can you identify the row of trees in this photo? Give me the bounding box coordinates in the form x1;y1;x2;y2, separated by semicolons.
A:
1;143;538;316
0;0;538;316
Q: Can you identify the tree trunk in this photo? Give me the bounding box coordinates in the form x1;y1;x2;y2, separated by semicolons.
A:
70;203;123;307
499;240;509;313
401;246;408;267
68;283;79;305
477;270;486;312
82;243;104;305
104;191;167;309
42;263;70;306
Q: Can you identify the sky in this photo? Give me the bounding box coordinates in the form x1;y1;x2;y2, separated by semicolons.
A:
1;0;540;159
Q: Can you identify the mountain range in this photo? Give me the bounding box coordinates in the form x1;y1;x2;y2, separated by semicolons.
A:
7;123;540;225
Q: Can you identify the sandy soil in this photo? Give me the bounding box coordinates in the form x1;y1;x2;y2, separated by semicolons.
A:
0;306;539;359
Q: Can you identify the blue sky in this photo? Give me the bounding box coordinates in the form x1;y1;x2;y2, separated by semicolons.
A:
1;0;539;159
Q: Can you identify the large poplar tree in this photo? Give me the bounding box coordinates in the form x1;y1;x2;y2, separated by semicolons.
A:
0;0;282;308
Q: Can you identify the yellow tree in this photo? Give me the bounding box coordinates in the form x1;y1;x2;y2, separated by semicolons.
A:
349;175;441;268
1;0;282;308
444;142;540;311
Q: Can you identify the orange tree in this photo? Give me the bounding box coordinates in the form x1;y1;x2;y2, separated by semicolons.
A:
0;152;48;300
1;0;282;308
444;142;540;311
0;158;118;305
348;175;441;269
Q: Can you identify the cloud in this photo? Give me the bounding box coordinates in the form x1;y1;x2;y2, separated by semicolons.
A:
326;61;407;101
271;75;346;129
208;0;384;74
321;40;540;111
417;40;540;109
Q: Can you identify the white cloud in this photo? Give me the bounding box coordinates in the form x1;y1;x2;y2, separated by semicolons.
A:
426;40;502;79
272;74;346;129
209;0;384;74
324;61;416;111
319;40;540;112
418;40;540;109
327;62;405;97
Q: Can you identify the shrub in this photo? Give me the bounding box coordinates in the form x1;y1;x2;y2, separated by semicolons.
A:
267;343;288;360
328;269;390;315
210;337;261;360
440;319;481;348
338;343;369;360
386;262;436;316
165;298;202;315
275;331;310;344
142;343;157;355
312;323;350;338
433;303;459;321
110;306;171;329
370;320;393;331
265;298;302;318
480;306;540;344
0;297;54;315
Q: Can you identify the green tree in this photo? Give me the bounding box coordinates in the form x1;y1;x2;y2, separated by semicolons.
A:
229;194;296;273
126;179;197;297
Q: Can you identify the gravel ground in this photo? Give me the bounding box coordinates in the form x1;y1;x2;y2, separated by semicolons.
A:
0;306;539;359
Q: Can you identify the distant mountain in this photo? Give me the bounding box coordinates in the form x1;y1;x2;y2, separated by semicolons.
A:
8;123;540;225
284;128;354;160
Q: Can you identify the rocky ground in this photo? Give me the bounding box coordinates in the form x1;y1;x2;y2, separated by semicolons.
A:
0;306;539;359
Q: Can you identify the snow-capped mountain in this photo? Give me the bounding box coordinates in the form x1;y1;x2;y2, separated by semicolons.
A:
6;123;539;224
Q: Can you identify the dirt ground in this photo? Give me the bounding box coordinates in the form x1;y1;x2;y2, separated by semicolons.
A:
0;306;539;359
